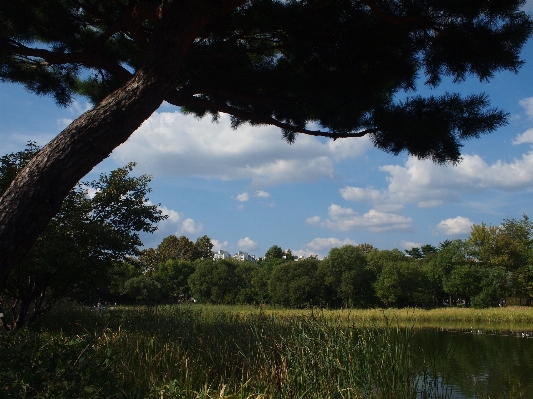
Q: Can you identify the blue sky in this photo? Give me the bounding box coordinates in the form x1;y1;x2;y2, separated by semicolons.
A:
3;4;533;259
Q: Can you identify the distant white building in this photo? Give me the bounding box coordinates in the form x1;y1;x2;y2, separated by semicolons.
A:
233;251;256;262
213;250;232;261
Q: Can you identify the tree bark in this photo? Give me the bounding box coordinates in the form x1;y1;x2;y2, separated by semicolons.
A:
0;0;240;289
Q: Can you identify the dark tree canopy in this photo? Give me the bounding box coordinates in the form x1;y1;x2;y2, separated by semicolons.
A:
0;0;532;287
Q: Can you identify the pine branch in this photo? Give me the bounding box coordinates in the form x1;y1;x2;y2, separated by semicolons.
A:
167;91;376;139
0;38;133;82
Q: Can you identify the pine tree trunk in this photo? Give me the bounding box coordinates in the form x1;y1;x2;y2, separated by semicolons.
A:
0;0;232;289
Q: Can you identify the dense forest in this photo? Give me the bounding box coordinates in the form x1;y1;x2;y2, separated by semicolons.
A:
78;214;533;311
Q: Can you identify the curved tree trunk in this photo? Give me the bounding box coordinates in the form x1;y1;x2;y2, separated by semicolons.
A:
0;0;238;289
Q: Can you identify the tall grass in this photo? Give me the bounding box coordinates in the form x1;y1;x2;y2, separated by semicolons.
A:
21;304;450;398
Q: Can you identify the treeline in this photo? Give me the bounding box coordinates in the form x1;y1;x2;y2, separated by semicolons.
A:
3;144;532;331
94;215;533;309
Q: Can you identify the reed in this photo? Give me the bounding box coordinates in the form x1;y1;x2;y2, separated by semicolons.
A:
25;303;452;398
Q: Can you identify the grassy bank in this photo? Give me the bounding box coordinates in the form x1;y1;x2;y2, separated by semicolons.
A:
3;303;532;398
3;303;447;399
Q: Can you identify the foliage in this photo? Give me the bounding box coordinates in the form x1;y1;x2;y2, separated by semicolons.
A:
264;245;284;260
187;259;243;304
138;234;214;276
0;328;123;398
0;144;165;329
269;259;320;307
318;245;376;307
374;260;431;307
153;259;196;301
16;304;441;399
2;0;530;162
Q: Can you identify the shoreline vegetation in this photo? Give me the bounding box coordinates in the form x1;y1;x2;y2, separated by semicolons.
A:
191;304;533;330
3;303;532;398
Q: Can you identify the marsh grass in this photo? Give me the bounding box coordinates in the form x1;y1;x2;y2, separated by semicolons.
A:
20;304;451;398
7;304;532;398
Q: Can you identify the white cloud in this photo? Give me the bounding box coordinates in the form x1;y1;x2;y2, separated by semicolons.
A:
180;218;203;235
157;205;203;236
311;204;413;233
254;190;270;198
304;237;358;252
342;147;533;210
519;97;533;118
211;239;228;251
236;192;249;202
306;216;321;226
436;216;474;236
513;128;533;145
401;240;422;250
340;186;384;203
238;237;259;252
112;112;372;187
237;204;245;210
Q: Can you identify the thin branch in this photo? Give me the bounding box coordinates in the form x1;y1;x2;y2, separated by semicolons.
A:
166;91;376;139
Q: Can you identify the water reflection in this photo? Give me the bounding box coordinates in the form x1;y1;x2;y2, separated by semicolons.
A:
413;327;533;398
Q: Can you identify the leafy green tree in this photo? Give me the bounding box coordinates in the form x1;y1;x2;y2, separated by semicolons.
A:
516;265;533;305
123;275;162;303
0;145;164;329
188;259;241;304
2;0;530;286
265;245;284;260
467;217;533;271
471;266;513;308
318;245;376;307
269;259;320;307
366;248;406;275
153;259;195;301
405;247;424;259
195;235;214;260
374;259;431;307
442;263;483;306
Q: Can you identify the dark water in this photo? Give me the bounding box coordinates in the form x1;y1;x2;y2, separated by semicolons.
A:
413;328;533;398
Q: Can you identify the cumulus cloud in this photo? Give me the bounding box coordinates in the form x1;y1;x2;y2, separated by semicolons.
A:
158;205;204;236
513;128;533;145
112;112;372;187
309;204;413;233
436;216;474;236
236;192;249;202
238;237;259;252
254;190;270;198
340;186;383;203
519;97;533;118
211;239;228;251
341;144;533;210
304;237;358;252
401;240;422;250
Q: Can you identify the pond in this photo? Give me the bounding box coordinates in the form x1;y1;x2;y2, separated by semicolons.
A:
413;327;533;398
